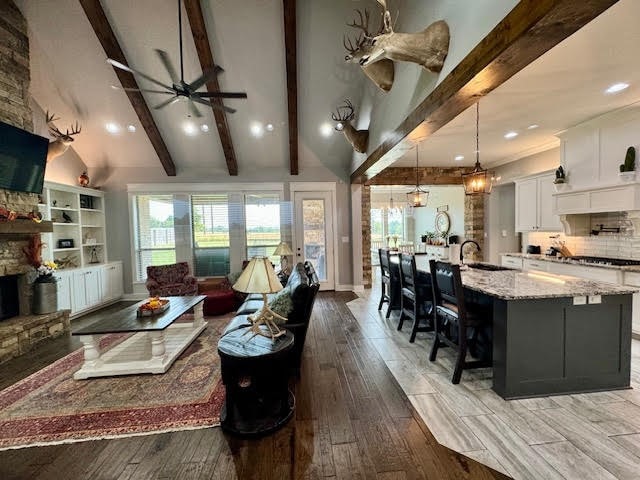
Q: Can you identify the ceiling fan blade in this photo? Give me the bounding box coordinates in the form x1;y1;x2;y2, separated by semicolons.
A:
107;58;174;91
187;99;203;118
154;96;180;110
154;49;180;84
188;66;225;92
111;85;173;94
194;91;248;99
191;96;236;114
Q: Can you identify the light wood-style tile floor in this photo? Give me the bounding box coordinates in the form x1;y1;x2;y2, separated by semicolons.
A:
347;279;640;480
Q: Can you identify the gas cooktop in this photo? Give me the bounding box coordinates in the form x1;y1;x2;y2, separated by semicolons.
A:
568;256;640;266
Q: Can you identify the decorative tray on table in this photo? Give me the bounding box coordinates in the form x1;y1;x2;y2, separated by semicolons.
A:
137;297;170;317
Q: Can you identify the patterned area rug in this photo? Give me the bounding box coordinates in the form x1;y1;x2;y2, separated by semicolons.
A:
0;313;231;450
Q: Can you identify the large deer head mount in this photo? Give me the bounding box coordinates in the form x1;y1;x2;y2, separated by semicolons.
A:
331;100;368;154
45;111;81;162
359;0;449;73
343;9;394;92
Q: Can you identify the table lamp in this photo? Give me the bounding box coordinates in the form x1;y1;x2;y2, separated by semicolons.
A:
232;256;287;340
273;241;294;275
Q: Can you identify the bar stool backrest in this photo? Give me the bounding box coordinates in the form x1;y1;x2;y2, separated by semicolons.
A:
379;249;391;280
430;260;467;318
399;253;417;290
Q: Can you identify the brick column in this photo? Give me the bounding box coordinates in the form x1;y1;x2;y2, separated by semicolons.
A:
464;195;485;261
361;185;372;288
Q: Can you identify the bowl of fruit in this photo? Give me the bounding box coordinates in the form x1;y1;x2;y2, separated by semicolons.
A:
137;297;170;317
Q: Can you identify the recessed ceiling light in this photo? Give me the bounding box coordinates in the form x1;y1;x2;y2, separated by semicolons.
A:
250;122;264;138
105;122;121;134
454;155;464;161
605;82;629;94
504;131;518;139
320;123;334;138
200;124;209;132
265;123;274;132
527;124;539;130
126;124;136;133
182;121;198;136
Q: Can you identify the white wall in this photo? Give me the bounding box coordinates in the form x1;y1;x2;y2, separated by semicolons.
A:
413;185;464;243
484;183;519;264
351;0;519;173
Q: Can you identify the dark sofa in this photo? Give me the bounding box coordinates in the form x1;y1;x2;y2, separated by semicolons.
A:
223;262;320;371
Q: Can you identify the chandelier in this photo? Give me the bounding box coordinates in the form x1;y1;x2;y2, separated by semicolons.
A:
462;102;494;195
406;145;428;207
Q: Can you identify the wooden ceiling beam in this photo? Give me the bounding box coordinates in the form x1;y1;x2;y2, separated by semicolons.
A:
351;0;619;184
283;0;298;175
79;0;176;176
184;0;238;176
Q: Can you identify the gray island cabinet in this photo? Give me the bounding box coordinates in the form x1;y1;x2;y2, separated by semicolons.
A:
414;258;637;399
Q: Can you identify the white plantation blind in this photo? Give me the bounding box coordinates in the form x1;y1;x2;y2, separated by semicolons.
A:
245;193;281;261
133;195;176;281
191;194;230;276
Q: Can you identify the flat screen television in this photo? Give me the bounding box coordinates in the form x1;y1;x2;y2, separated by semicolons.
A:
0;121;49;194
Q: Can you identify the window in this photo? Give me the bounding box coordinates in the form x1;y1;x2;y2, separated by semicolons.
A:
133;195;176;281
245;193;281;263
191;194;230;276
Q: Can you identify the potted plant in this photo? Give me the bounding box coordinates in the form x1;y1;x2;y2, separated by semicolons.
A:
619;146;636;182
33;261;58;314
553;166;569;192
424;231;436;245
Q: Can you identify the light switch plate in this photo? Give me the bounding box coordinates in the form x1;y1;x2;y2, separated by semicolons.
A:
589;295;602;304
573;296;587;305
501;230;507;237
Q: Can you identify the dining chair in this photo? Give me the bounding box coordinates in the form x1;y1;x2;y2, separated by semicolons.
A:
397;253;433;342
428;260;492;384
378;249;400;318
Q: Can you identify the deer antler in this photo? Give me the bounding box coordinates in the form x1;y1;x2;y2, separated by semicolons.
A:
45;110;59;125
331;100;356;122
67;122;81;136
343;34;364;54
347;9;371;35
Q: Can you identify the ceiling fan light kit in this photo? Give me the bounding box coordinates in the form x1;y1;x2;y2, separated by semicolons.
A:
107;0;246;117
462;102;493;195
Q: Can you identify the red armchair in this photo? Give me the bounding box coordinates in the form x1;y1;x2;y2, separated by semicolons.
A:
145;262;198;297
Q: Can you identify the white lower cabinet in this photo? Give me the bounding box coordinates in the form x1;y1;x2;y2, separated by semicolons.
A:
501;256;523;269
57;262;123;316
522;259;549;272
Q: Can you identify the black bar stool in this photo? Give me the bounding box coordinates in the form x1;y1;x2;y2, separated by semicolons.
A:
397;253;433;342
428;260;492;384
378;249;400;318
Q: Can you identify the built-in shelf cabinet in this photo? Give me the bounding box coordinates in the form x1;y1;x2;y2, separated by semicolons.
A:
40;182;123;317
515;172;562;232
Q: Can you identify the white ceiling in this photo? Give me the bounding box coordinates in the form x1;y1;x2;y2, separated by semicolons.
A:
391;0;640;169
16;0;371;178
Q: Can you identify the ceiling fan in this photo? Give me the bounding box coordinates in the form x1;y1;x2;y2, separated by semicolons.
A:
107;0;246;117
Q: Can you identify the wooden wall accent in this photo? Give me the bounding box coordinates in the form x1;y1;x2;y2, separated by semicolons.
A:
350;0;619;183
184;0;238;176
366;167;474;185
79;0;176;176
283;0;298;175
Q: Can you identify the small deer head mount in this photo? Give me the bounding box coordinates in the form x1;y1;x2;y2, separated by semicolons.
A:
331;99;368;154
359;0;449;73
45;111;81;162
343;9;395;92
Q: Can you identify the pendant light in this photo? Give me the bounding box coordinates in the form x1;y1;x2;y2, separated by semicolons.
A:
462;102;494;195
406;145;428;207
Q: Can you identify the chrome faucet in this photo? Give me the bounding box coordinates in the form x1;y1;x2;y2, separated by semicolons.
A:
460;240;481;263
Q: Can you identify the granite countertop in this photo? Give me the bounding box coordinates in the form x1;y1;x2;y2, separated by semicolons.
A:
459;268;637;300
501;252;640;272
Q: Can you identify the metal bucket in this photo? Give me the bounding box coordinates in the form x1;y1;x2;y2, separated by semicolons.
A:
33;281;58;315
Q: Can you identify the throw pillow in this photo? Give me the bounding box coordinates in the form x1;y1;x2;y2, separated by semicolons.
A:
268;287;293;322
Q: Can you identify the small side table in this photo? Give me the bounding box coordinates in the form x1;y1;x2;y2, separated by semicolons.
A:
218;326;294;436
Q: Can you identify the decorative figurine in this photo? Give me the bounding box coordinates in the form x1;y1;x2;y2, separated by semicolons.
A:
78;171;90;187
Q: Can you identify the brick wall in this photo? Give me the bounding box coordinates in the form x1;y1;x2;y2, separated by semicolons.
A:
362;185;372;288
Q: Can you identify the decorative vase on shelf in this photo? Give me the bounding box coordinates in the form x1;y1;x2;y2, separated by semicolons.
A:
32;277;58;314
78;171;90;188
619;171;636;182
553;182;570;192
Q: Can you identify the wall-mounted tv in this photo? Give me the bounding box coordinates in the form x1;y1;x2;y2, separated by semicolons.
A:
0;121;49;195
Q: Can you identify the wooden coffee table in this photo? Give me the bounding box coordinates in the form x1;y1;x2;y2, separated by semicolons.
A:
72;295;207;380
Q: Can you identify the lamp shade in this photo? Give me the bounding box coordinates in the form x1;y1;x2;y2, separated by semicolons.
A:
273;242;294;256
232;256;283;294
462;168;493;195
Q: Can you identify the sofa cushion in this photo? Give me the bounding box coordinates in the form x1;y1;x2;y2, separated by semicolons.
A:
268;287;293;320
223;314;253;335
236;299;263;315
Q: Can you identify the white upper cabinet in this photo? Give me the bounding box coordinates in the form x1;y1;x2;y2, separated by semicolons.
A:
515;172;562;232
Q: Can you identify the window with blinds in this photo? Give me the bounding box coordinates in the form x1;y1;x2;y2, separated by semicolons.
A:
245;193;281;263
133;195;176;281
191;194;230;276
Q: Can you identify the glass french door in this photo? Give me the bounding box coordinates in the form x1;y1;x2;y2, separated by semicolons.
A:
294;191;335;291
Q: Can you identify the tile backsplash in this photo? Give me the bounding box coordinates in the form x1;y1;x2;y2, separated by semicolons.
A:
523;211;640;259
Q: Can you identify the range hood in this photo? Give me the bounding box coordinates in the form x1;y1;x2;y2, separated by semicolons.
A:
553;182;640;235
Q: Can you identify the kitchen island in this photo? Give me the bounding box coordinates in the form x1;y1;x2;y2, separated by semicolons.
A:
412;257;636;399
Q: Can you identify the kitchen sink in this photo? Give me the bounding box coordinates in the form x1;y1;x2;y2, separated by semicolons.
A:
465;263;512;271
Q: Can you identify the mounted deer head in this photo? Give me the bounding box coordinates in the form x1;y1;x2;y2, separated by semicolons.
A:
343;8;394;92
331;100;368;154
45;111;81;162
359;0;449;73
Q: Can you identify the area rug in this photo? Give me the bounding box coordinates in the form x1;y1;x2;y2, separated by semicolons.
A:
0;313;231;450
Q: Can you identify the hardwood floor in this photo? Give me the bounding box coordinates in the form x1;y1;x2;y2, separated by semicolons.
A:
0;295;507;480
350;274;640;479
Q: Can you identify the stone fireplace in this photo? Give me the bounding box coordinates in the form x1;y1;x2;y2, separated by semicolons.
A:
0;275;19;321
